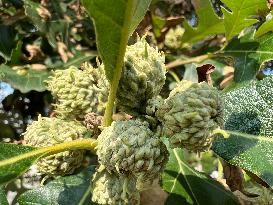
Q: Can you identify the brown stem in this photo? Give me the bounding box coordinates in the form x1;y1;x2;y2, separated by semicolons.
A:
166;54;213;70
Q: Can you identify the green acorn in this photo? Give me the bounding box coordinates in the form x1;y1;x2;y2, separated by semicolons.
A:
165;26;184;49
91;166;139;205
116;37;166;114
156;80;223;152
45;63;109;119
96;119;169;189
24;116;88;176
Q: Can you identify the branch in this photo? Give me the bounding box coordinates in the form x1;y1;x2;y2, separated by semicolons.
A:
166;53;213;70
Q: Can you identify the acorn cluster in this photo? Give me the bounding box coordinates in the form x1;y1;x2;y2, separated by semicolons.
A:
23;62;107;177
91;38;170;204
23;35;224;205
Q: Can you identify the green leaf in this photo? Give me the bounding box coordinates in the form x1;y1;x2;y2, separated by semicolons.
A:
24;0;70;48
0;25;16;61
130;0;152;34
23;0;47;33
82;0;151;82
151;15;166;38
0;143;37;185
255;12;273;37
212;75;273;188
0;64;51;93
163;148;239;205
221;0;267;40
17;165;96;205
62;53;96;69
9;41;23;65
220;32;273;85
0;186;8;205
181;0;224;44
0;139;97;186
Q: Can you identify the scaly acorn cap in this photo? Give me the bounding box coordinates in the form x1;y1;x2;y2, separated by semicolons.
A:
156;80;224;152
165;26;184;49
116;37;166;115
96;119;169;189
45;62;109;119
24;116;88;176
91;166;139;205
146;95;164;117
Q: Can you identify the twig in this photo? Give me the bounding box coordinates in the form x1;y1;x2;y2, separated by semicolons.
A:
166;53;213;70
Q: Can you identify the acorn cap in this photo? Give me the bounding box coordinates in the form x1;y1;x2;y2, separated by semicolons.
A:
96;119;169;189
45;63;109;119
116;37;166;115
24;116;88;176
91;166;139;205
156;80;223;152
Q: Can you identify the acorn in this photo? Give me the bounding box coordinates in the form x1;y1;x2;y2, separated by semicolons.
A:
165;26;184;49
45;63;109;119
91;166;139;205
96;119;169;189
156;80;223;152
24;116;88;176
116;37;166;115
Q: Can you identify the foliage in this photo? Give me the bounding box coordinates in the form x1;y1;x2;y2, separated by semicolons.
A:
0;0;96;93
221;0;268;40
213;76;273;188
163;147;239;205
17;165;96;205
181;0;224;44
220;32;273;86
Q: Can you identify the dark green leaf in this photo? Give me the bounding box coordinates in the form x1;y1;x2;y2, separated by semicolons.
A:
213;75;273;188
82;0;151;82
17;165;97;205
221;0;267;40
163;148;239;205
0;64;51;93
220;32;273;85
0;186;8;205
181;0;224;44
0;143;37;185
0;25;16;61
